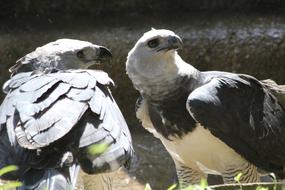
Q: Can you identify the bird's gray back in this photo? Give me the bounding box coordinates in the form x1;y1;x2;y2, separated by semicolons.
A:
0;70;114;149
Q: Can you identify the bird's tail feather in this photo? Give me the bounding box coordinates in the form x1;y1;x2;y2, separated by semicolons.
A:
69;164;81;188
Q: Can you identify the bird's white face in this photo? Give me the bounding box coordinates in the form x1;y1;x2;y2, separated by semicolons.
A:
126;29;183;82
16;39;112;72
38;39;112;69
127;29;182;62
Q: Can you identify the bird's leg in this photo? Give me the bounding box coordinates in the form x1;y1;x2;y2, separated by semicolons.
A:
222;162;260;184
175;161;207;188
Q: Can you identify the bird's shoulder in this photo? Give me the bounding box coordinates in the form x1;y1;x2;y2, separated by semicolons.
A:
188;72;263;105
186;72;272;127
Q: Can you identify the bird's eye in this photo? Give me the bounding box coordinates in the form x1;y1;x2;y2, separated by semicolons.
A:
147;39;159;48
76;50;85;59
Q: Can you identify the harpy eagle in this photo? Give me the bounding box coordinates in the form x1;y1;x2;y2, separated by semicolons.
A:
126;29;285;186
0;39;133;189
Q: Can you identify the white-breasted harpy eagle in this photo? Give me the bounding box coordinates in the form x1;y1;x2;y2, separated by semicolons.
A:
126;29;285;186
0;39;133;190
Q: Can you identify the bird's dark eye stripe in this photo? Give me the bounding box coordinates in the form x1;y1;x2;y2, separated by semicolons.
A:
147;38;159;48
76;50;85;58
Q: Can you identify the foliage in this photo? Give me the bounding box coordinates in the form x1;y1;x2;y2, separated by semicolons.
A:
255;186;268;190
234;173;243;183
234;172;243;190
167;184;178;190
144;183;152;190
0;165;22;190
0;166;18;177
144;174;283;190
87;143;109;155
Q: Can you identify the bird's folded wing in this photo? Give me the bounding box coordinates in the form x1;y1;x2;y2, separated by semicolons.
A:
186;74;285;174
74;84;133;173
0;70;114;150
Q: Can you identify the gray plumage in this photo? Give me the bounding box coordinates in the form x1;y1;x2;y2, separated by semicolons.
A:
0;39;133;190
261;79;285;108
127;29;285;186
10;39;112;74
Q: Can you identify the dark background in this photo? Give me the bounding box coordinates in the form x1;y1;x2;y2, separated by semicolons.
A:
1;0;285;18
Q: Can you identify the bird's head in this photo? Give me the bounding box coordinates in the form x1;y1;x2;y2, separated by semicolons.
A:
10;39;112;74
126;28;183;81
128;28;182;61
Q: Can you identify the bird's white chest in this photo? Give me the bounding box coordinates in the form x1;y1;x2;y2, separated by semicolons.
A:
136;99;246;174
159;125;246;174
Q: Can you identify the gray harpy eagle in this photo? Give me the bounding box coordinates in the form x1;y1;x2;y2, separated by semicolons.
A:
126;29;285;185
0;39;133;189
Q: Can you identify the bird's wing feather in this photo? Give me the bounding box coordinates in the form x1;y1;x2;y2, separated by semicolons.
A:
187;74;285;174
0;70;115;150
0;69;132;182
74;84;133;174
3;72;36;93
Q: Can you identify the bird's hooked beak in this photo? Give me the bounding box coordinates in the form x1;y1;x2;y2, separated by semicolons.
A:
97;46;112;61
157;35;183;52
87;46;112;67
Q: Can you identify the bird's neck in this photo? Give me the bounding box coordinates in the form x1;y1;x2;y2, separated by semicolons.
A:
127;53;202;102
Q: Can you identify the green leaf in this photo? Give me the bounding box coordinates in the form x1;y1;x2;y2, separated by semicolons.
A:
182;186;194;190
256;186;268;190
87;143;109;155
199;178;208;189
0;181;22;190
167;184;177;190
0;165;18;177
234;172;243;183
144;183;152;190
